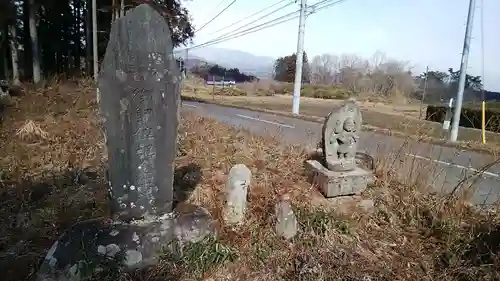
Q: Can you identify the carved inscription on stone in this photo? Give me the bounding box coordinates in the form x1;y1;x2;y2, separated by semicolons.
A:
98;4;181;220
131;86;156;212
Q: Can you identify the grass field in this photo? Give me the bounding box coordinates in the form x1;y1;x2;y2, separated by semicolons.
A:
1;80;499;281
182;85;500;153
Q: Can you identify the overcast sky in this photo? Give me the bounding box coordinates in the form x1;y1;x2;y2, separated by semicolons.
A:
183;0;499;91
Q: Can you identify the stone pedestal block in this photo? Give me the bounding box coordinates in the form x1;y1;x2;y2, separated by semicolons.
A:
305;159;373;198
36;205;216;281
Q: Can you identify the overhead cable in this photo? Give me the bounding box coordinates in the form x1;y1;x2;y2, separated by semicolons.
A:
195;0;238;34
206;0;293;36
203;0;296;43
183;0;347;51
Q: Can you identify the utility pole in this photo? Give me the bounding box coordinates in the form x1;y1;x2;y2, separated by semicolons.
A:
185;46;189;78
291;0;307;115
419;66;429;119
212;75;215;100
449;0;476;142
92;0;98;82
120;0;125;18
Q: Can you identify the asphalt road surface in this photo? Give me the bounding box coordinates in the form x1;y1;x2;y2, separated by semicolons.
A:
182;101;500;206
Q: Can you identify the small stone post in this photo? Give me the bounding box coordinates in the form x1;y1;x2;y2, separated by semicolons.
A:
275;194;299;239
223;164;251;225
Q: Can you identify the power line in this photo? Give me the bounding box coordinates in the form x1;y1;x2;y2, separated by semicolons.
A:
198;0;228;25
310;0;333;6
195;0;238;34
181;0;345;52
206;0;292;36
211;0;228;14
309;0;347;13
202;0;296;44
178;0;327;52
190;10;299;50
192;15;299;51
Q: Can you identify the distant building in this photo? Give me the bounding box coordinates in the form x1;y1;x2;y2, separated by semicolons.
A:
204;75;235;86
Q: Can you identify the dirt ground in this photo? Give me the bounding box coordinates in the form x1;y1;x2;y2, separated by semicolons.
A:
186;91;426;119
1;81;499;281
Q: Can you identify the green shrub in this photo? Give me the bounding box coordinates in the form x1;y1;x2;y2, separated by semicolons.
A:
301;84;351;99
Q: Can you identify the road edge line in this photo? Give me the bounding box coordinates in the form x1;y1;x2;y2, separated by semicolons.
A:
180;95;496;155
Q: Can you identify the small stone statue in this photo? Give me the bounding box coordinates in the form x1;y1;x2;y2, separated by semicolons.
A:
335;117;360;170
322;100;362;171
306;98;373;198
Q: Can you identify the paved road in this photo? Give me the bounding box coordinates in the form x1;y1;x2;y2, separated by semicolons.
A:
181;101;500;205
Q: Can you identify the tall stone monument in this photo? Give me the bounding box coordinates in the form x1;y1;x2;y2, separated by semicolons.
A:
305;99;373;197
36;5;215;281
98;1;181;220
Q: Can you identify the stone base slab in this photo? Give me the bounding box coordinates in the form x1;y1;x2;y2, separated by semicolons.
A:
305;159;373;198
36;204;216;281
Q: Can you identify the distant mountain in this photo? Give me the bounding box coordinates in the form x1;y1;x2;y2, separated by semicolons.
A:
184;47;275;79
182;57;211;70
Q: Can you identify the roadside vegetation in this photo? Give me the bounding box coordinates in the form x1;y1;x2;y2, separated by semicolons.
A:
183;50;500;154
183;76;500;154
0;79;499;281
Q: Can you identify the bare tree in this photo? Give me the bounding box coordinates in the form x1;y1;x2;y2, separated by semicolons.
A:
309;51;417;102
337;53;363;92
369;50;386;71
310;54;339;84
1;0;18;84
8;24;20;85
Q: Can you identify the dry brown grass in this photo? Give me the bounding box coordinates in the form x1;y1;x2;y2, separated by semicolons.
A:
0;78;109;281
1;80;499;281
15;120;49;141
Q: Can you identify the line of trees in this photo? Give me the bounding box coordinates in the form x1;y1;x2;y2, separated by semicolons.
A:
308;51;488;103
414;68;484;102
0;0;194;85
191;64;257;83
273;52;310;83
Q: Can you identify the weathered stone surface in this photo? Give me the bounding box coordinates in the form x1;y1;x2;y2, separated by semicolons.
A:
305;159;372;198
36;205;216;281
275;195;299;239
306;98;374;198
173;203;218;249
98;3;181;221
359;199;375;213
35;5;211;281
322;99;362;172
327;195;375;214
223;164;251;225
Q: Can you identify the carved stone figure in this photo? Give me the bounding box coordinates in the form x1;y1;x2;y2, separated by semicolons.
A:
306;98;373;198
322;99;362;171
